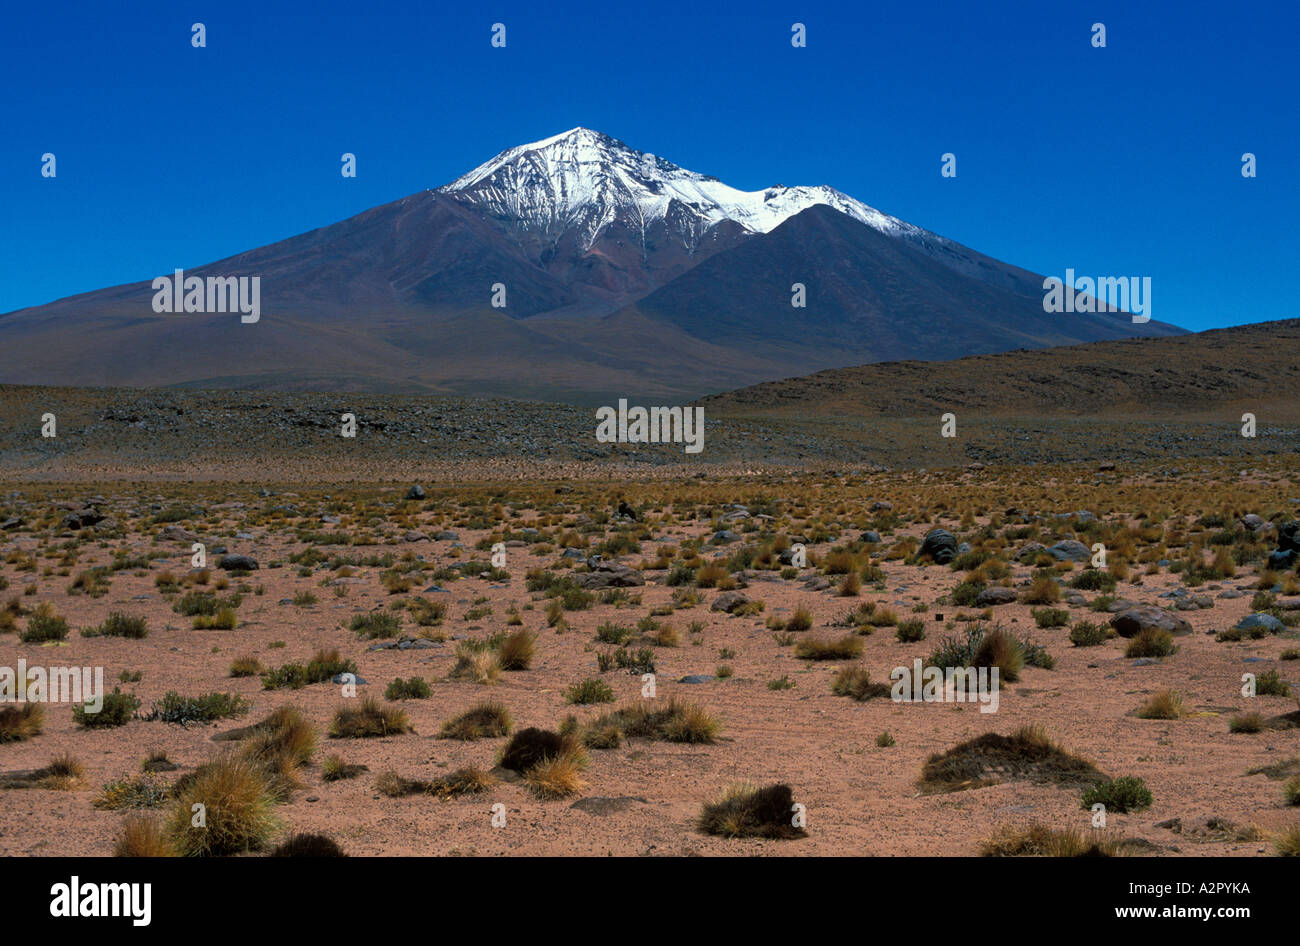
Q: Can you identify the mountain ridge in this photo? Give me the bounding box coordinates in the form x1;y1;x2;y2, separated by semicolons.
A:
0;127;1185;402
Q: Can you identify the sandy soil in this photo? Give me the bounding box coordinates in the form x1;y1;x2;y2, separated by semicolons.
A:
1;483;1297;857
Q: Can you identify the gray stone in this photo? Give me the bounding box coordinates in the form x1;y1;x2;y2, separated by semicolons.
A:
975;587;1018;606
575;563;644;589
710;591;752;613
1110;606;1193;638
218;554;259;571
1236;613;1284;634
918;528;958;564
1048;540;1091;562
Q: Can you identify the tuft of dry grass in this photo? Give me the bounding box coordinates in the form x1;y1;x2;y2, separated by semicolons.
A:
321;754;367;781
918;725;1103;794
234;706;318;800
971;626;1025;682
496;629;535;670
229;655;262;677
269;833;347;857
450;646;502;684
698;782;806;839
1136;689;1185;720
577;698;722;747
439;702;513;741
980;823;1129;857
794;633;863;660
1229;712;1264;734
500;727;571;772
376;765;495;799
787;607;814;631
0;753;87;791
1125;628;1177;658
165;753;280;856
522;750;587;800
329;697;412;738
1019;574;1062;605
1274;823;1300;856
830;665;891;701
33;754;87;790
0;702;43;743
114;814;178;857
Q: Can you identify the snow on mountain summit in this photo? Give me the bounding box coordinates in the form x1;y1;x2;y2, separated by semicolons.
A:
437;127;932;253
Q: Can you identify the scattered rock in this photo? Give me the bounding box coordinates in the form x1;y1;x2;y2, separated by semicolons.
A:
217;554;259;571
575;563;644;589
1047;540;1091;562
975;587;1018;606
918;529;957;564
1236;613;1284;634
710;591;752;613
1110;606;1192;638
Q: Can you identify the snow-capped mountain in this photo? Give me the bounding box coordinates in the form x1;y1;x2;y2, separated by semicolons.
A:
0;126;1185;401
438;126;931;256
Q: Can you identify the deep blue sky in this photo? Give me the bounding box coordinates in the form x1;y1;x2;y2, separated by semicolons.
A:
2;0;1295;331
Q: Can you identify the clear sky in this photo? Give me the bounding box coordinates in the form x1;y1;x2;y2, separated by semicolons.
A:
2;0;1295;331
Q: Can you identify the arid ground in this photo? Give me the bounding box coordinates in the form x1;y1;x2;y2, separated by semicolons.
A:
2;457;1298;857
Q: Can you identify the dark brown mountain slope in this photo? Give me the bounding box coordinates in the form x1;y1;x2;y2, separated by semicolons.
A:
701;318;1300;420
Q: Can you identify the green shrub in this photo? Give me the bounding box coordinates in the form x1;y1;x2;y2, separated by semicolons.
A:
1125;628;1177;658
73;688;140;729
85;612;149;639
149;691;248;725
349;611;402;639
1032;608;1070;629
565;678;616;705
384;677;431;700
20;604;68;642
1081;776;1153;813
1069;621;1108;647
895;619;926;642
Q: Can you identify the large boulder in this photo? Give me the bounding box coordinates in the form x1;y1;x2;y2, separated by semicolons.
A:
918;529;958;564
975;587;1018;606
710;591;753;613
1109;606;1192;638
1236;613;1284;635
61;507;105;530
1279;521;1300;553
1015;542;1049;562
405;485;426;501
574;563;643;589
1048;540;1092;562
1268;549;1298;570
218;554;260;571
